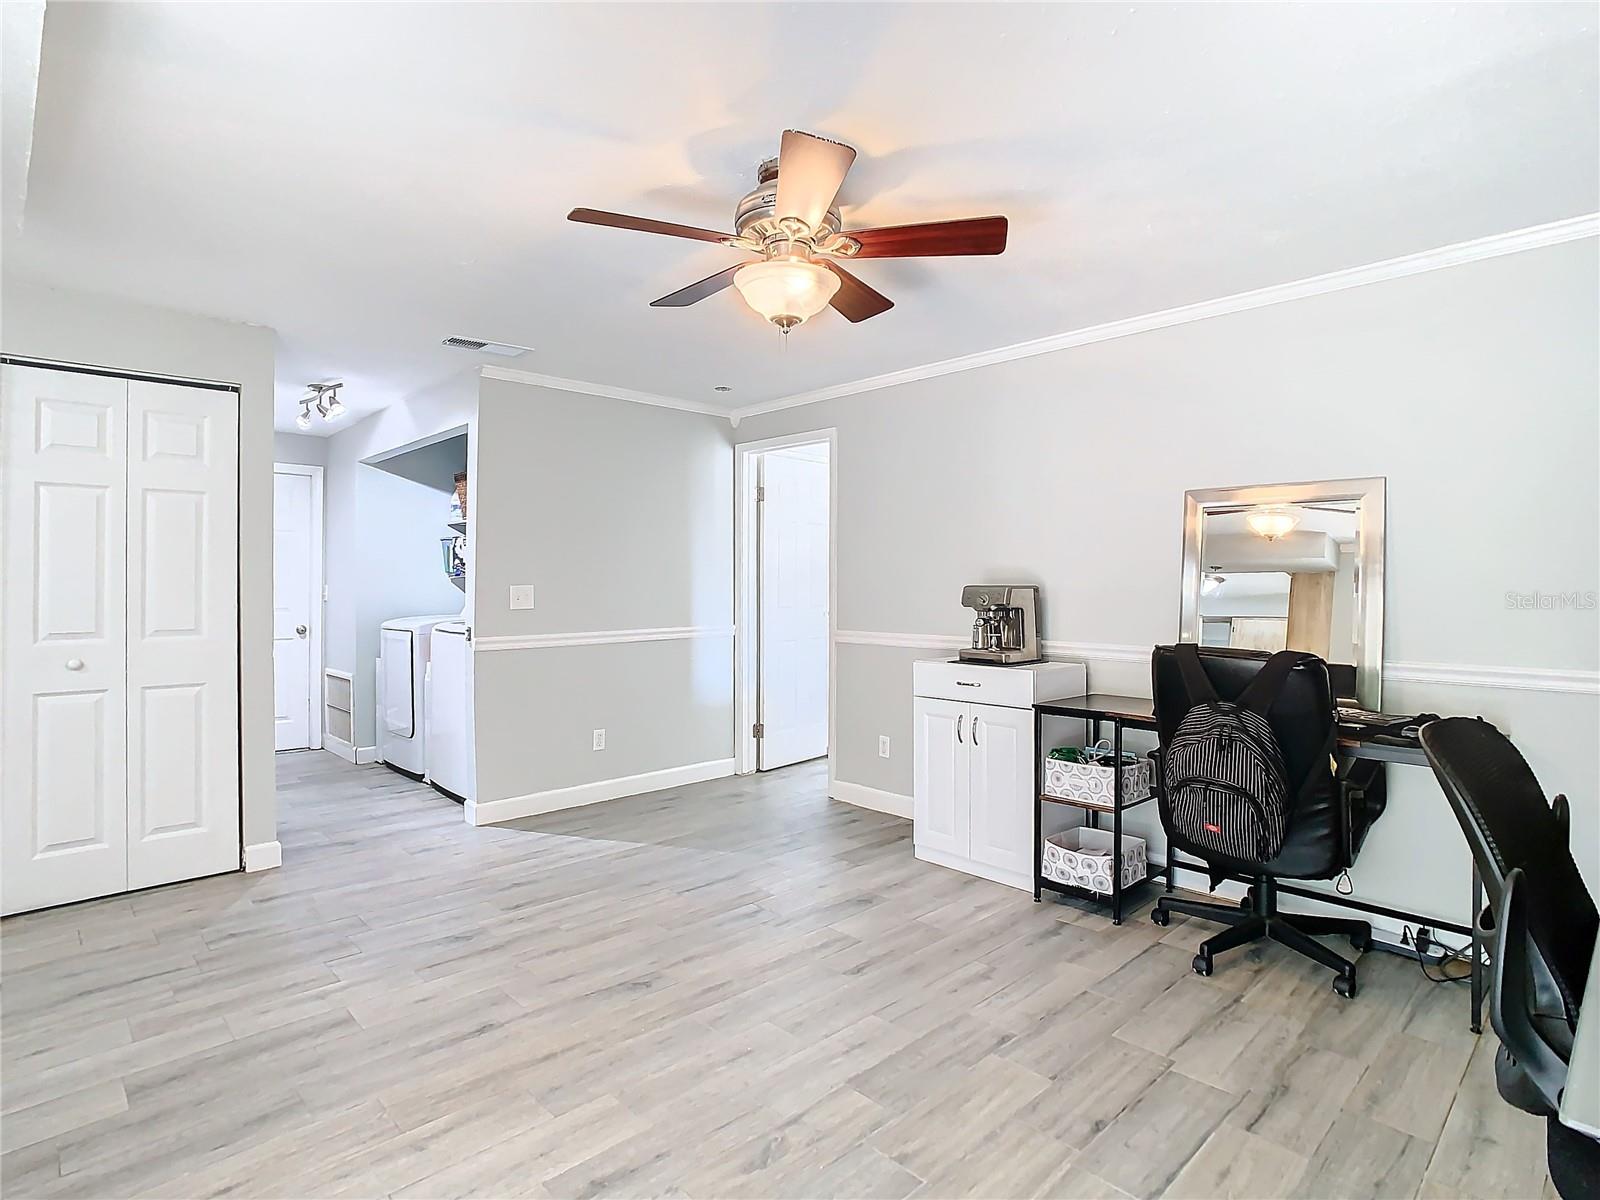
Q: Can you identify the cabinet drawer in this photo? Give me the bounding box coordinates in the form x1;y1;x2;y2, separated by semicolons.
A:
914;659;1084;709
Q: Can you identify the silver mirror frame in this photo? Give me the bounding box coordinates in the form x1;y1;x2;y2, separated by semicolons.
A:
1179;477;1386;709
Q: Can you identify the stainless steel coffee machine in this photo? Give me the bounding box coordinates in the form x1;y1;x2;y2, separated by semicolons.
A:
959;585;1042;664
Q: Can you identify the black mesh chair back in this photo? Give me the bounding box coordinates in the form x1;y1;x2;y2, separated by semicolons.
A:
1420;716;1596;1022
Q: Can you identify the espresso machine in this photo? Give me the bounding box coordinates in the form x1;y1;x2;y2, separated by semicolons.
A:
959;585;1042;664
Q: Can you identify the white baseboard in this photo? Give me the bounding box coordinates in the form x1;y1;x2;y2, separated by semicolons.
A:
831;780;913;820
325;737;377;766
465;758;736;826
244;841;282;872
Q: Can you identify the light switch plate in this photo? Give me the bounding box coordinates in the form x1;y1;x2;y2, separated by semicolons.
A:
508;585;534;610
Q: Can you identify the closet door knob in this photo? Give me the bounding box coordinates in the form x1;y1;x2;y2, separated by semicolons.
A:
66;658;85;671
295;625;308;637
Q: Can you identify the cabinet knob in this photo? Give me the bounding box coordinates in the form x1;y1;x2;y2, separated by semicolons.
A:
65;658;85;671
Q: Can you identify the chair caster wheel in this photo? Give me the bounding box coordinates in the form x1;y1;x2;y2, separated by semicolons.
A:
1192;954;1213;977
1333;973;1358;999
1152;908;1171;927
1349;931;1371;952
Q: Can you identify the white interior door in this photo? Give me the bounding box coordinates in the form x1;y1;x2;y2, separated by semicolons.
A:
125;379;240;891
968;703;1035;880
757;446;829;770
2;366;132;914
273;468;316;750
913;698;968;858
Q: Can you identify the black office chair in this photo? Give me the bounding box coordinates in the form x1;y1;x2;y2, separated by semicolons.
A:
1150;645;1386;997
1420;717;1595;1031
1419;718;1596;1113
1491;869;1599;1199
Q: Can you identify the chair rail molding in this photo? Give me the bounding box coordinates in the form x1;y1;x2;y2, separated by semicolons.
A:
474;626;735;652
833;631;1600;695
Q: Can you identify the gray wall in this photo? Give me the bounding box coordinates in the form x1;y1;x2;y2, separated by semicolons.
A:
322;376;476;748
471;377;733;803
735;238;1600;921
1;277;280;850
273;430;327;467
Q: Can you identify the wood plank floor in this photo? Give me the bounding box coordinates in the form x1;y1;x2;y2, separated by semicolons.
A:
2;752;1552;1199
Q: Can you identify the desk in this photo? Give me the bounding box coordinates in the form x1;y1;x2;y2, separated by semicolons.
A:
1034;693;1485;1029
1560;939;1600;1138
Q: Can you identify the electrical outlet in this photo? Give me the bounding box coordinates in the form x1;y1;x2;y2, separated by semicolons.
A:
592;729;605;751
508;585;535;610
879;735;891;759
1415;926;1435;959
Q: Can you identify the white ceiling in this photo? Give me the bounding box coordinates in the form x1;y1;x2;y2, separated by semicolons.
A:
10;2;1597;432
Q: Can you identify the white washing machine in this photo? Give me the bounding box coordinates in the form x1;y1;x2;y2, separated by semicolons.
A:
376;615;455;778
426;620;473;802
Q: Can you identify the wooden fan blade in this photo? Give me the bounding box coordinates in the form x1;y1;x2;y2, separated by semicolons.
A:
844;216;1008;259
650;264;744;308
824;262;893;323
568;207;731;244
775;131;857;232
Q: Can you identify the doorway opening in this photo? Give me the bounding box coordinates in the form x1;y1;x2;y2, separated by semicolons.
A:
735;430;835;780
272;462;324;752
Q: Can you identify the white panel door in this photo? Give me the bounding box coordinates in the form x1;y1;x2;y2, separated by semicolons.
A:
125;379;240;890
272;469;315;750
968;703;1035;881
1;365;131;915
913;698;968;857
757;448;829;770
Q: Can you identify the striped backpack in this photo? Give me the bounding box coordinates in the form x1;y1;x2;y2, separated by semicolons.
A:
1163;645;1313;863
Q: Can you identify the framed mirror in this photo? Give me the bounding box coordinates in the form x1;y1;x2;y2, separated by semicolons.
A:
1179;478;1386;709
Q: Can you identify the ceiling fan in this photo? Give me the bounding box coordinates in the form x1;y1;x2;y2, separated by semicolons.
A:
567;130;1008;333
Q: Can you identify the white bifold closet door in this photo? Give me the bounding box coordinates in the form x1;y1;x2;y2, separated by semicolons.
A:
2;364;240;915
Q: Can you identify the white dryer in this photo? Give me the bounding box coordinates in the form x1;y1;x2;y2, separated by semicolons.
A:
426;620;473;802
376;615;454;778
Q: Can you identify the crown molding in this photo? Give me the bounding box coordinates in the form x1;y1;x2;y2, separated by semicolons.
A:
731;212;1600;422
479;365;726;418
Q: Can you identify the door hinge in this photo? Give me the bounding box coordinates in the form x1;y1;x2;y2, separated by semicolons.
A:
756;485;766;501
752;722;764;738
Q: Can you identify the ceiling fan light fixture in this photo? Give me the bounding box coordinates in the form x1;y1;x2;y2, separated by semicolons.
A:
733;258;839;330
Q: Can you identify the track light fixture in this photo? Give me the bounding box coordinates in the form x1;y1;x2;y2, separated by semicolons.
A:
297;382;346;429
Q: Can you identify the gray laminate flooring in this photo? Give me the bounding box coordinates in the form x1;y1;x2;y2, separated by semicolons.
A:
1;752;1552;1199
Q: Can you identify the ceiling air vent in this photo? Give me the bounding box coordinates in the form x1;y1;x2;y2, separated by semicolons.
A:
441;336;532;357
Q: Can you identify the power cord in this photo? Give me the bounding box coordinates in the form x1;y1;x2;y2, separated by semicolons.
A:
1402;924;1480;985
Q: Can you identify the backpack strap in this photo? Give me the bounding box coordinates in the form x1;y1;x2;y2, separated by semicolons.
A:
1172;642;1220;703
1236;649;1317;717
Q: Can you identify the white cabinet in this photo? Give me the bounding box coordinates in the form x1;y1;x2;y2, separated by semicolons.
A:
913;698;969;858
968;703;1034;879
912;659;1085;891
